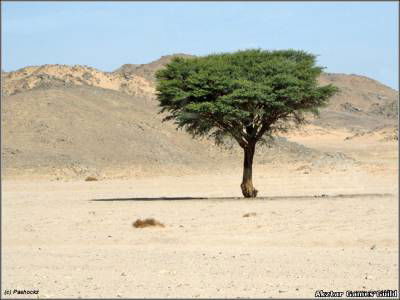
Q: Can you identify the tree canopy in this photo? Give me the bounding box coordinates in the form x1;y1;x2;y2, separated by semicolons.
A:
155;49;338;197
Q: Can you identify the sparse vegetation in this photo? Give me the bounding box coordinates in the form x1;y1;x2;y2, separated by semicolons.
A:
243;212;257;217
85;176;98;182
132;218;165;228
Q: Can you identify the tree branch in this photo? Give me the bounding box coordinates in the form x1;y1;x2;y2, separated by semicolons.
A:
204;113;248;148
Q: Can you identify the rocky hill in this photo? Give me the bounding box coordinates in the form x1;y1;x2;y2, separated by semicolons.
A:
2;54;398;179
3;53;397;128
316;73;398;130
114;54;195;83
1;64;155;98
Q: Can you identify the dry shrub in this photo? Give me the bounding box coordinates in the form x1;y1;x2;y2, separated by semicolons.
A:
85;176;98;182
133;218;165;228
296;165;311;172
243;212;257;218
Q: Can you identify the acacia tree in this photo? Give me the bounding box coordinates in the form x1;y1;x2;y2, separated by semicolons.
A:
155;49;337;198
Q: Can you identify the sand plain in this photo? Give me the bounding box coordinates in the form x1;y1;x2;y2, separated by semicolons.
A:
2;165;398;298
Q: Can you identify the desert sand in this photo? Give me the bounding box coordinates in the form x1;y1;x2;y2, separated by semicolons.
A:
2;164;398;298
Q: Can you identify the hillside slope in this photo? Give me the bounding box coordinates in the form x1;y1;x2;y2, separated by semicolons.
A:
2;54;397;179
3;54;398;130
2;84;355;179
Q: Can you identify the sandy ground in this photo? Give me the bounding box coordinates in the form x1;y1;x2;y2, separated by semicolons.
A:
2;169;398;298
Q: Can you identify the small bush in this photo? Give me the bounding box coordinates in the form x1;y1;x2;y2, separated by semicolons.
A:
243;212;257;218
133;218;165;228
85;176;98;182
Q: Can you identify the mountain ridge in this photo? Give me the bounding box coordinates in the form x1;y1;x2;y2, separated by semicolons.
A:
3;56;397;124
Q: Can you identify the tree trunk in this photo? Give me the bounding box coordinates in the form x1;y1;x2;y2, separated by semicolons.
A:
240;144;258;198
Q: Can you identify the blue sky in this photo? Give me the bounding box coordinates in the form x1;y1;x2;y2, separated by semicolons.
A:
2;1;398;89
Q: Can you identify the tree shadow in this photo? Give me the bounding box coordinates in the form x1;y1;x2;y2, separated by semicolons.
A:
90;196;237;202
89;193;392;202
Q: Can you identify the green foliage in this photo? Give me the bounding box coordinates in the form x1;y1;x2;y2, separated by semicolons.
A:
155;49;338;148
